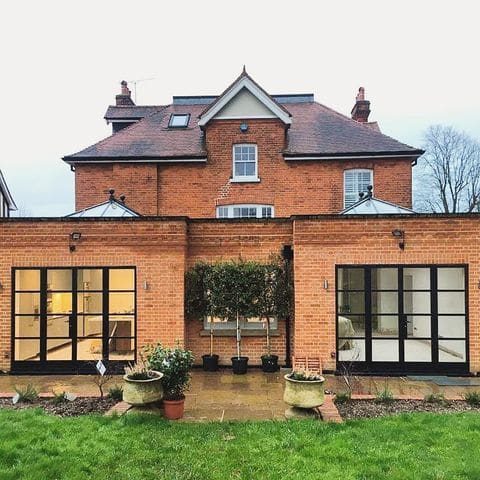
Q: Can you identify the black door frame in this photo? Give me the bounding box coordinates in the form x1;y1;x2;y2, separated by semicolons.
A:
11;266;137;374
336;264;469;375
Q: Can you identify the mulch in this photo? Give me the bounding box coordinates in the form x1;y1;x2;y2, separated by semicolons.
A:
0;397;117;417
336;399;480;420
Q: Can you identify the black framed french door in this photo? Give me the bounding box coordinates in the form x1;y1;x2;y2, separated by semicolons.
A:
12;267;136;374
336;265;468;374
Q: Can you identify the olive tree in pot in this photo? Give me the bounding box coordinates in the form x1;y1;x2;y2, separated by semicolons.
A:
258;257;293;373
185;262;219;372
146;343;194;419
207;260;263;375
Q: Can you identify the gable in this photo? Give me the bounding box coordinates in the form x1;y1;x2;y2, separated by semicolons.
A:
215;87;277;119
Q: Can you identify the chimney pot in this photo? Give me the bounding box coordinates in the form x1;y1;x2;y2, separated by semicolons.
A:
351;86;371;123
115;80;135;106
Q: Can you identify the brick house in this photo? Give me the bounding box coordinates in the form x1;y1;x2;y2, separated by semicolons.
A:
0;70;476;375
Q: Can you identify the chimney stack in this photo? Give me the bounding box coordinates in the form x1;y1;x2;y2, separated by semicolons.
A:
115;80;135;106
351;87;370;123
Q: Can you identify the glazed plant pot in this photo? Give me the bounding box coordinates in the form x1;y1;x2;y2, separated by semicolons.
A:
231;356;249;374
202;354;219;372
283;374;325;408
122;371;164;406
261;355;279;373
163;398;185;420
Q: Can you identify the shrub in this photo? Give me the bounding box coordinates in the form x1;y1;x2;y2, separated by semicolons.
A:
124;359;158;381
51;391;69;405
146;343;194;400
288;369;322;382
335;392;352;404
108;385;123;401
375;388;394;404
464;391;480;406
424;393;447;405
14;384;39;403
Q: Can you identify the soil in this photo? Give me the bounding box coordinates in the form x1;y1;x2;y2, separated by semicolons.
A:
336;399;480;420
0;397;117;417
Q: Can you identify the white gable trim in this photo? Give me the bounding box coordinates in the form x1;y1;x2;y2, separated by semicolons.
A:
198;76;292;127
0;170;17;210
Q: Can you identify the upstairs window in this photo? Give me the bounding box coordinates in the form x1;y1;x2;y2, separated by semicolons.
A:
216;204;274;219
344;169;373;208
168;113;190;128
232;144;258;182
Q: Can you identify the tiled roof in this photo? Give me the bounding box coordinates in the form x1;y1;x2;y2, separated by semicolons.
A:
64;86;422;163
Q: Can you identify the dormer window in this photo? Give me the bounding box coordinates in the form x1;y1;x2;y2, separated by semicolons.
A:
169;113;190;128
344;169;373;208
232;144;259;182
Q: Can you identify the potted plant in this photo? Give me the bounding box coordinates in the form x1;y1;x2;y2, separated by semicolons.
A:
185;262;219;372
258;257;293;372
122;360;163;406
146;343;194;420
283;369;325;409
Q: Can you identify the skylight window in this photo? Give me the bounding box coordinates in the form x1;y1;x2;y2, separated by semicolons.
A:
169;113;190;128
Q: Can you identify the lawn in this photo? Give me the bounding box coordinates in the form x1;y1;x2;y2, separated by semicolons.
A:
0;410;480;480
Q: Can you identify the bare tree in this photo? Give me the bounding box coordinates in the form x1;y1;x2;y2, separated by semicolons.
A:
415;125;480;213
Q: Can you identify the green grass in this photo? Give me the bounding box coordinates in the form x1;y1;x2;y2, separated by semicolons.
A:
1;410;480;479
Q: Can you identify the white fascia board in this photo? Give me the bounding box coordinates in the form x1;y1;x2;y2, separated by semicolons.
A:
198;77;292;127
0;170;17;210
284;154;420;161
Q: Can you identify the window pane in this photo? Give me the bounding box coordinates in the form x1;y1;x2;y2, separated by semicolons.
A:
15;293;40;315
170;114;188;127
438;268;465;290
47;269;72;291
245;162;256;176
371;268;398;290
372;315;398;337
15;270;40;291
15;339;40;361
109;269;135;290
15;316;40;337
439;340;466;363
46;315;70;337
372;340;399;362
404;291;431;314
438;316;465;338
78;292;103;314
403;268;430;290
235;162;245;176
46;339;72;361
78;269;103;291
338;339;365;361
48;292;72;314
109;292;134;314
337;268;364;290
109;337;135;360
338;315;365;337
77;338;103;360
407;315;431;338
372;292;398;314
404;339;431;362
77;315;103;337
438;292;465;314
109;316;135;337
338;291;364;314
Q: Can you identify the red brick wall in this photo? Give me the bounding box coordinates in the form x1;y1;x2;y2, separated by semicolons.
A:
75;164;158;215
74;119;413;216
292;216;480;373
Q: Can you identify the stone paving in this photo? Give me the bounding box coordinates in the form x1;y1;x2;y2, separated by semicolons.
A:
1;369;479;421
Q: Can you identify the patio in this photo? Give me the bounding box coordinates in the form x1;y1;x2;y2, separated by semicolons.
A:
1;370;479;420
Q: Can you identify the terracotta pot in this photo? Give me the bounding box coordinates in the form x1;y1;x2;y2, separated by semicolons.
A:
283;374;325;408
163;398;185;420
122;371;163;406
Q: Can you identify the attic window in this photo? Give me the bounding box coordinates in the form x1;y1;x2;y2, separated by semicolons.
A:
169;114;190;128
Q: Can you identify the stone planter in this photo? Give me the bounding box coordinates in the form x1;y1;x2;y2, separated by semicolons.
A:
123;371;164;406
283;374;325;408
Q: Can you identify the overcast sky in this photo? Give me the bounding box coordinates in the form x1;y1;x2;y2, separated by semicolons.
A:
1;0;478;216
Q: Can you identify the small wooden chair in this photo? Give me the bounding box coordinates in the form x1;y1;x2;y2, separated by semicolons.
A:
292;356;322;375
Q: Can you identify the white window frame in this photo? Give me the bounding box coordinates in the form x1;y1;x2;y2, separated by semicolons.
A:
216;204;274;219
344;169;373;208
231;144;259;182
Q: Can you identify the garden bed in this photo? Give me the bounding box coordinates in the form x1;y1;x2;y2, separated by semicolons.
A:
336;398;480;420
0;397;117;416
